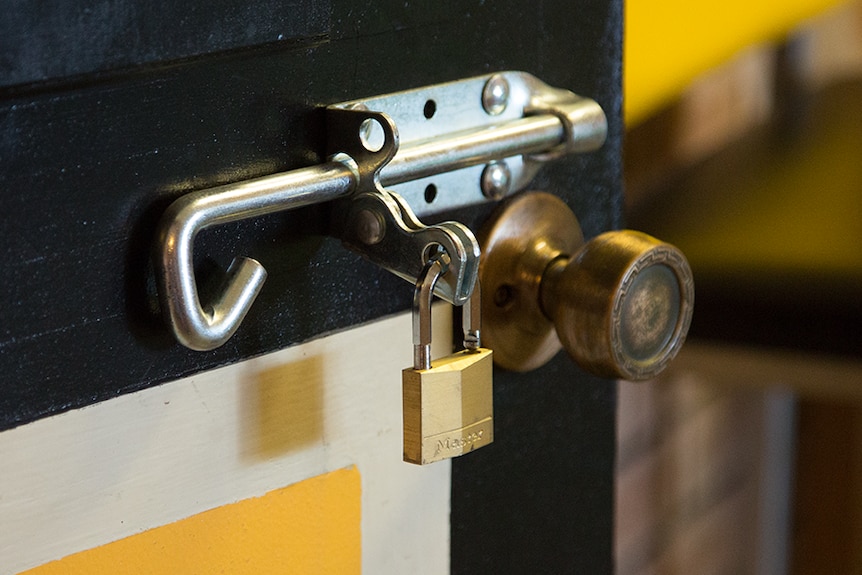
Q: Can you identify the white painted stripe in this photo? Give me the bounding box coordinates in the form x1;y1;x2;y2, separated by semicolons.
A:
0;308;453;575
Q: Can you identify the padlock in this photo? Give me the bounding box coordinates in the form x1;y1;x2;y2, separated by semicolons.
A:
402;253;494;465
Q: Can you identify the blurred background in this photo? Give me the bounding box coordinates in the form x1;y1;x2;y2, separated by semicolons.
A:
616;1;862;573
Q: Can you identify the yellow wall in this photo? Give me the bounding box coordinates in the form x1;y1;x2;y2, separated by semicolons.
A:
625;0;848;124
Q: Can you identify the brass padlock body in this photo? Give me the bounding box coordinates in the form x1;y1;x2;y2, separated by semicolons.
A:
403;347;494;465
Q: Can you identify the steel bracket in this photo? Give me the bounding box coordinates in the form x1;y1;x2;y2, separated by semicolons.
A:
153;71;607;350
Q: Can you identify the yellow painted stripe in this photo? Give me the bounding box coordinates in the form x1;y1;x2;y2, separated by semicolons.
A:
21;467;361;575
625;0;848;124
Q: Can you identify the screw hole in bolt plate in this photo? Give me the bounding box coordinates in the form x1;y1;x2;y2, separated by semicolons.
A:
424;183;437;203
423;99;436;119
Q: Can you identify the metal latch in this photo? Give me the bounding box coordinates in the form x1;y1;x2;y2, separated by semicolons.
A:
153;71;607;351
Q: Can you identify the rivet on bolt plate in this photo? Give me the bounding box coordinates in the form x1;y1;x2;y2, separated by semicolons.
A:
356;208;385;245
481;161;511;200
482;74;510;116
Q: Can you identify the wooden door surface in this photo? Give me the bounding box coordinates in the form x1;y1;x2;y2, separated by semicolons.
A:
0;2;622;573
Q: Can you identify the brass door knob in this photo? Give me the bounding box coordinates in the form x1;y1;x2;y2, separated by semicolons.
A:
479;192;694;380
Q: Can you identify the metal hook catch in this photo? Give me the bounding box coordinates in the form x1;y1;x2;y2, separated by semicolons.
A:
153;163;358;350
152;110;403;351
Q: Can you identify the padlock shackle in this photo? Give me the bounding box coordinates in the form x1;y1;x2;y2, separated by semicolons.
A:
413;255;447;370
462;279;483;350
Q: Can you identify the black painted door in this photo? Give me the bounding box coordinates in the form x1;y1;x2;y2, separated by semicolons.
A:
1;2;621;572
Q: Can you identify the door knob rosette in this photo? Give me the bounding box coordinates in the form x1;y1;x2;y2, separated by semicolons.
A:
479;192;694;380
